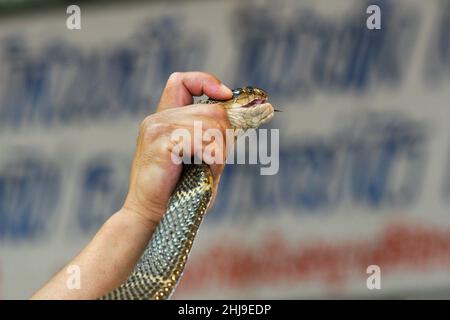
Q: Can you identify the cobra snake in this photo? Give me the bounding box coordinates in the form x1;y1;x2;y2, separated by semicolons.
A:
101;87;275;300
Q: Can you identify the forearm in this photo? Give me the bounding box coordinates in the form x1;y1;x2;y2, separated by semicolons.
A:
31;208;156;300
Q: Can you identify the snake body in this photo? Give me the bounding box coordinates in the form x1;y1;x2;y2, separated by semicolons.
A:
101;87;274;300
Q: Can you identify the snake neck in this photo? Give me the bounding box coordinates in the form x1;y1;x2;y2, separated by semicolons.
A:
101;164;213;300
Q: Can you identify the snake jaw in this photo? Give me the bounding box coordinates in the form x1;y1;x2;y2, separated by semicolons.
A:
226;101;274;132
223;87;274;131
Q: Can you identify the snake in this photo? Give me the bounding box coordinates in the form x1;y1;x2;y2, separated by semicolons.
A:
101;86;275;300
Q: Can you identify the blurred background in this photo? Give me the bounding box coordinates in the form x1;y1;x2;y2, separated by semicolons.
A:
1;0;450;299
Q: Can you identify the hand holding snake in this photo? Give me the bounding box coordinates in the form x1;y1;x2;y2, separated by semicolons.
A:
31;71;274;300
102;72;275;299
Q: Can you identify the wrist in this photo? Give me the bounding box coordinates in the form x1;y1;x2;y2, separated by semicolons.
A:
118;204;161;232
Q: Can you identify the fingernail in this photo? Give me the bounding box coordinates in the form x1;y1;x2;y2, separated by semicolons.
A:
220;83;233;96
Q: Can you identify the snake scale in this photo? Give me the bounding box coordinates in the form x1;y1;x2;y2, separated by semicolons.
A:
101;87;275;300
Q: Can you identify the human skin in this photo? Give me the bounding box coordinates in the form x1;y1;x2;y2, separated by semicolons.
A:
31;72;232;299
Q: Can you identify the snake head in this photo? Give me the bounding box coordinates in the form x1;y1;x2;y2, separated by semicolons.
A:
223;86;275;131
231;86;269;103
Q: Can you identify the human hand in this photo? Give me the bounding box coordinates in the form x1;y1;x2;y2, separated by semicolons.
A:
122;72;233;228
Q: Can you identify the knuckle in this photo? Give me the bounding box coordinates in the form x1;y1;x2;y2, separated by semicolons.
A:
147;122;171;139
168;72;182;83
139;116;152;134
140;114;171;141
157;138;175;154
139;115;153;128
144;136;175;162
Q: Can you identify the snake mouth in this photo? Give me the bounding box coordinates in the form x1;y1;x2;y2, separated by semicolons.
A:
242;98;267;108
244;98;281;112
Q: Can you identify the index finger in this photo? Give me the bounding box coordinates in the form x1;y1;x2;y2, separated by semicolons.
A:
156;72;233;112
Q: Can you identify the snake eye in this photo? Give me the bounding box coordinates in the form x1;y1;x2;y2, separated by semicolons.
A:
232;88;242;99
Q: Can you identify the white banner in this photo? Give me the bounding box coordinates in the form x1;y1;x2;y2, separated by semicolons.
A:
0;0;450;299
